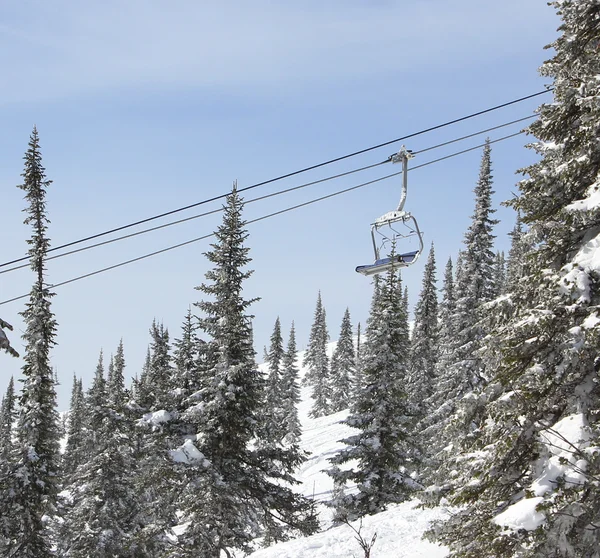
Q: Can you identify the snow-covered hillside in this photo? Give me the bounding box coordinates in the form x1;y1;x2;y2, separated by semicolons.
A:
249;347;449;557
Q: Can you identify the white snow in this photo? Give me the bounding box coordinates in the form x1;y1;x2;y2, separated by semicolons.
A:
560;230;600;302
141;409;172;426
246;348;449;557
248;501;448;558
566;177;600;212
494;497;546;531
170;439;210;465
494;414;591;534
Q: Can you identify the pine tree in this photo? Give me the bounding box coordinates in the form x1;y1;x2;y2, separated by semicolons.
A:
329;262;417;520
175;186;317;556
109;339;127;408
262;317;286;443
433;3;600;555
491;250;506;298
62;374;87;481
279;322;302;444
329;308;355;413
303;291;331;417
408;244;439;417
61;351;141;557
505;213;531;291
0;377;16;461
172;309;199;401
4;128;60;557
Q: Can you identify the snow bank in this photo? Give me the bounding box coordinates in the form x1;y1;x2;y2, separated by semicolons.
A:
248;345;449;557
247;501;448;558
494;497;546;531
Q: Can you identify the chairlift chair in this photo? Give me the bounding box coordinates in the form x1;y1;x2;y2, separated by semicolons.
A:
355;146;424;276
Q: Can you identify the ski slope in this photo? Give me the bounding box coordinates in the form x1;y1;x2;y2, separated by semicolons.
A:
248;348;449;557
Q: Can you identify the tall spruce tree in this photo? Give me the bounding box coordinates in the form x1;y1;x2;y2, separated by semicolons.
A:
427;144;499;460
174;186;317;556
0;378;16;462
263;317;285;442
329;262;417;520
61;352;141;557
505;213;531;292
172;309;199;401
329;308;355;413
62;374;87;482
408;244;439;417
279;322;302;444
433;3;600;555
303;291;331;417
4;128;60;557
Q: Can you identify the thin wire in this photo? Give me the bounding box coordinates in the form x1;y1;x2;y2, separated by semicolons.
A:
0;114;535;275
0;130;526;307
0;160;388;275
411;115;534;156
0;88;550;270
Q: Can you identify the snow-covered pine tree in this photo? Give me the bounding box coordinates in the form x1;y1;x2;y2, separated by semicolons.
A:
62;374;87;481
0;376;17;547
491;250;506;298
0;377;16;462
133;324;179;554
329;308;355;413
408;244;439;419
329;260;417;520
505;213;531;291
109;339;127;408
263;316;286;442
303;291;331;417
433;3;600;555
172;309;199;401
4;128;61;557
427;143;498;448
174;185;317;556
60;351;141;557
279;322;302;444
138;320;173;411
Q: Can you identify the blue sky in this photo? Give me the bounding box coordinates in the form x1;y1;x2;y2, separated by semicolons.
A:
0;1;559;408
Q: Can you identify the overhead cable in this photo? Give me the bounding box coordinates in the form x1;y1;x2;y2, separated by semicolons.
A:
0;88;550;270
0;130;525;306
0;114;535;275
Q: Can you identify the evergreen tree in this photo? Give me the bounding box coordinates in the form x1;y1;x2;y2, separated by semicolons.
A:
433;3;600;555
62;374;87;481
263;317;286;443
279;322;302;444
303;292;331;417
329;262;417;520
329;308;355;413
4;128;61;557
109;339;127;409
408;244;439;417
491;250;506;298
172;309;199;400
0;377;16;462
175;186;317;556
61;352;141;557
505;213;531;291
433;143;498;414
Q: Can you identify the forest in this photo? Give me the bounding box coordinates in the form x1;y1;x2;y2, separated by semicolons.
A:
0;1;599;557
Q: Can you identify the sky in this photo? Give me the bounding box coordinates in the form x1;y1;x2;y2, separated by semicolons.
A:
0;0;560;409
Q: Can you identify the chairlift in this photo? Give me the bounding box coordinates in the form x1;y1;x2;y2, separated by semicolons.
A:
355;146;424;276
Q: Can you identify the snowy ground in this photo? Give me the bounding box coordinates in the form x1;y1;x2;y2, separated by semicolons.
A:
247;349;449;557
